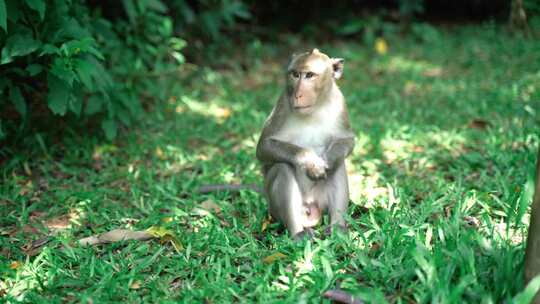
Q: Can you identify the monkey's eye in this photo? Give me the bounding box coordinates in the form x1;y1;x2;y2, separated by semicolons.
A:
291;71;300;78
305;72;316;79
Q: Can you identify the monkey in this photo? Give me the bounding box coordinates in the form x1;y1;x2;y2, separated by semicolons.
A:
256;48;355;240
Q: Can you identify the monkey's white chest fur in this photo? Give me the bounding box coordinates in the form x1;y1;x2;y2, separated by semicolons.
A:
274;111;340;155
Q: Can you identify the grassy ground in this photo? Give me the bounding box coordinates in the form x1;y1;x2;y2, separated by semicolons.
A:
1;24;540;303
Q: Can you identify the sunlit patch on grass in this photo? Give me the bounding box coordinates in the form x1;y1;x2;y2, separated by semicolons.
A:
179;96;232;123
383;56;442;76
347;158;388;207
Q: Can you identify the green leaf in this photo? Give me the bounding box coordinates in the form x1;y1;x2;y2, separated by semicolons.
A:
0;77;11;95
75;58;95;90
513;274;540;303
101;119;117;140
40;44;59;56
61;38;103;59
1;33;40;64
145;0;167;13
0;0;6;32
50;57;76;86
47;74;70;115
69;96;82;116
26;63;43;76
9;86;26;117
85;95;103;115
0;119;5;140
122;0;137;24
25;0;45;20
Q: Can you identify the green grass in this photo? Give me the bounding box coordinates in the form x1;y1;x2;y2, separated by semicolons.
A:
1;24;540;303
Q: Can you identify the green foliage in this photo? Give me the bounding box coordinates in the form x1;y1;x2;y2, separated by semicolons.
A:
398;0;425;18
170;0;251;41
0;0;185;140
1;25;539;302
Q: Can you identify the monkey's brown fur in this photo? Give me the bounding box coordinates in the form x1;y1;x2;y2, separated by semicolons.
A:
256;49;355;239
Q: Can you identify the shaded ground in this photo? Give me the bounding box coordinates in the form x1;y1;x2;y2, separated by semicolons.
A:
1;25;540;303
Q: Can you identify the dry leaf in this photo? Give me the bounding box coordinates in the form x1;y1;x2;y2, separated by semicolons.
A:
261;219;270;232
374;38;388;55
423;67;442;77
9;261;22;270
21;237;50;256
79;229;154;246
161;217;174;223
155;147;166;160
200;199;221;214
129;280;142;290
147;226;183;252
23;162;32;176
146;226;173;238
468;119;490;130
45;214;72;230
215;107;231;119
263;252;287;264
463;216;480;228
18;180;33;196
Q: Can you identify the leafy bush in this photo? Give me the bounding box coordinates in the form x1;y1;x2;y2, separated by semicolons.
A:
169;0;251;41
0;0;185;140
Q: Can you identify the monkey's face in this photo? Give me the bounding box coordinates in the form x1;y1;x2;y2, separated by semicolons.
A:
286;49;344;115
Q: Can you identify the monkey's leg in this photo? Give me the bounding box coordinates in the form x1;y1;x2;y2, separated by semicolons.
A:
264;163;306;238
325;161;349;232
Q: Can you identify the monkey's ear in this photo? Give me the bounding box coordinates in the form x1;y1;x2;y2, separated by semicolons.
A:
332;58;345;79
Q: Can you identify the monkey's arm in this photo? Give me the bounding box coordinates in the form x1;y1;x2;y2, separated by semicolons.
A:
323;134;355;171
257;137;328;179
257;137;306;165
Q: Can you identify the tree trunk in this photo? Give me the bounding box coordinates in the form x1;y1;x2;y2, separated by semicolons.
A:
509;0;530;36
524;146;540;302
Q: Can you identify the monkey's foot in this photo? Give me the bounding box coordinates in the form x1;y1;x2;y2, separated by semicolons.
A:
293;228;315;241
324;224;348;236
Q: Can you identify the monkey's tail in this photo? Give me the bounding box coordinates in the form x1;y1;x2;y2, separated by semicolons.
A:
197;184;262;194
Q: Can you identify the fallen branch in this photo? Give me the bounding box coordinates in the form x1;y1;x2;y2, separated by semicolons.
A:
197;183;262;194
79;229;154;246
323;289;364;304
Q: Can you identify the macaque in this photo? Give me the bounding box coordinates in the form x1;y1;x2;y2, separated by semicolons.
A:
256;49;355;239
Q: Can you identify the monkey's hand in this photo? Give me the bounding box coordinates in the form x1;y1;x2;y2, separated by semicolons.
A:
297;150;328;180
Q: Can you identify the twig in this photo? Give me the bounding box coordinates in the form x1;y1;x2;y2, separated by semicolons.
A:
197;184;262;194
323;289;364;304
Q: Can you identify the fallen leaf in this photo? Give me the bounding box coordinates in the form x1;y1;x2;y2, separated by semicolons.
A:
215;107;231;119
9;261;22;270
23;162;32;176
155;147;166;160
129;280;142;290
200;199;221;214
175;105;185;113
261;218;270;232
147;226;183;252
263;252;287;264
374;38;388;55
403;81;417;95
44;214;72;230
369;242;381;253
463;216;480;228
468;119;490;130
21;237;51;256
170;277;182;291
18;180;33;196
79;229;154;246
423;67;443;77
161;217;174;223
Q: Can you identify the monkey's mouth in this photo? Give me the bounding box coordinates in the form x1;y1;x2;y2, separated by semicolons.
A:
293;105;313;111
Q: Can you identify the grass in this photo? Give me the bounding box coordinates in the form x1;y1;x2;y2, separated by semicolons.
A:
1;24;540;303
